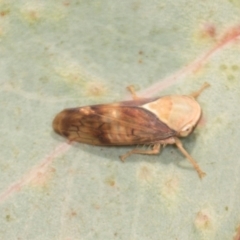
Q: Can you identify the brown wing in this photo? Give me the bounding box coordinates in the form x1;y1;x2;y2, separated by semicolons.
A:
52;103;176;146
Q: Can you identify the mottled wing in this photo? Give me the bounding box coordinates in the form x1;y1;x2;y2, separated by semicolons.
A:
53;103;176;146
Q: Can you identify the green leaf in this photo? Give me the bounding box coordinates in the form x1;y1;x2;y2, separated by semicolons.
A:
1;1;240;239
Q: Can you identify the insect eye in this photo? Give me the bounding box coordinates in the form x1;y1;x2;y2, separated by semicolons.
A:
179;125;193;137
183;125;192;131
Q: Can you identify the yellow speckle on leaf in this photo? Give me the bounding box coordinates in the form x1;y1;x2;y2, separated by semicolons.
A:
54;62;87;85
21;2;44;23
85;81;107;98
193;207;217;239
233;224;240;240
193;22;217;44
21;2;66;23
104;176;116;187
30;166;55;188
194;209;214;231
54;57;108;98
160;173;180;201
137;163;156;184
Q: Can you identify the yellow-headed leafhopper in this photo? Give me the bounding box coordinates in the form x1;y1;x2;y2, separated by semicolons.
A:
53;83;210;178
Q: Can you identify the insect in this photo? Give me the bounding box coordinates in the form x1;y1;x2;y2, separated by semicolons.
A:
53;83;210;178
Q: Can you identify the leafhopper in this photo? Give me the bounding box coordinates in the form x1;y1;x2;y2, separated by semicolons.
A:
53;83;210;178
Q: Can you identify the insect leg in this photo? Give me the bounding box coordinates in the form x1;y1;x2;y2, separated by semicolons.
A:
126;85;139;100
190;82;210;99
174;137;206;179
120;143;161;161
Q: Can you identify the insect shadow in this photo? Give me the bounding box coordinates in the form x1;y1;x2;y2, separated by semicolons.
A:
53;131;199;172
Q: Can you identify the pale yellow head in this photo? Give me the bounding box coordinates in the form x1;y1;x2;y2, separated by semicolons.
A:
142;95;201;137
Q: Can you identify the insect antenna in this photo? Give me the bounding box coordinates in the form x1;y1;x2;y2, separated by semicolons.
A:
190;82;210;99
